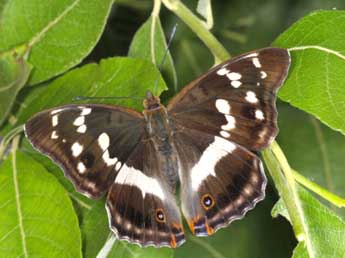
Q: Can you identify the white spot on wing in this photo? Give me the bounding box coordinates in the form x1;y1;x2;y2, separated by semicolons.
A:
221;115;236;130
102;151;118;166
245;53;258;58
51;109;63;115
51;131;58;139
231;80;242;88
71;142;83;157
73;116;85;126
98;132;110;151
52;115;58;127
115;164;165;200
252;57;261;68
255;110;264;120
260;71;267;79
77;162;86;174
80;108;92;116
226;72;242;81
115;162;122;171
215;99;231;114
191;136;236;190
77;124;87;133
217;67;230;76
220;131;230;138
245;91;258;103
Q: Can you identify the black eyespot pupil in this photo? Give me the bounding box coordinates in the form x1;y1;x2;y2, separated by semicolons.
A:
204;196;213;207
157;210;164;221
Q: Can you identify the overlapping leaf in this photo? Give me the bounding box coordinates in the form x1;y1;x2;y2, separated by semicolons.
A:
0;151;81;257
7;57;167;130
274;10;345;135
128;16;177;92
0;53;32;125
272;186;345;258
0;0;113;84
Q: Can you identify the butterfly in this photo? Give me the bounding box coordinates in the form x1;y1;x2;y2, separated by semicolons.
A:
24;47;290;248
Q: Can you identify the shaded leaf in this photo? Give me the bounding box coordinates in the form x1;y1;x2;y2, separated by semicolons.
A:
7;57;167;131
175;192;295;258
128;16;177;91
0;52;32;125
274;10;345;134
0;0;113;84
82;200;109;258
277;103;345;215
0;151;81;257
81;199;173;258
273;186;345;258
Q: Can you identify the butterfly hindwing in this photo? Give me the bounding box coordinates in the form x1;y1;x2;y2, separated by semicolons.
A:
168;47;290;150
173;127;266;235
24;104;145;198
106;138;185;247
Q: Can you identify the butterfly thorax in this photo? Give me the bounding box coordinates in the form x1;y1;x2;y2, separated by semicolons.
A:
143;92;179;191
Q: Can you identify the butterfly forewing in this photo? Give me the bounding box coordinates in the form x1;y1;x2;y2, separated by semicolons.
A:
168;48;290;150
24;104;145;198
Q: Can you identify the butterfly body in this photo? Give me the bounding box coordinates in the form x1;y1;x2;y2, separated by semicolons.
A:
24;48;290;248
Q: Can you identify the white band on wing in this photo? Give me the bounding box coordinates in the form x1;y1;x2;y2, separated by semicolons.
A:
115;164;165;200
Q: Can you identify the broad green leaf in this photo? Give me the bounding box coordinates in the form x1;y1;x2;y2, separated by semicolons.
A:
273;10;345;134
82;200;108;258
0;52;32;125
277;103;345;213
175;194;295;258
0;0;113;84
81;199;173;258
0;151;81;257
128;16;178;92
292;243;308;258
272;187;345;258
7;57;167;130
21;138;95;213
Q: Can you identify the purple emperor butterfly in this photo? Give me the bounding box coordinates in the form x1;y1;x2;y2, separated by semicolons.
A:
25;48;290;248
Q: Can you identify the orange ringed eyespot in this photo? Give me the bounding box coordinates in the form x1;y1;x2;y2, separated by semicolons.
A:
201;194;215;210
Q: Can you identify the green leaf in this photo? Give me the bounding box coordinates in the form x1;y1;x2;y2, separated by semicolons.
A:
81;200;173;258
7;57;167;131
292;242;308;258
273;10;345;134
175;195;295;258
277;103;345;213
0;150;81;257
0;0;113;84
273;186;345;258
128;16;178;92
0;52;32;126
82;200;108;258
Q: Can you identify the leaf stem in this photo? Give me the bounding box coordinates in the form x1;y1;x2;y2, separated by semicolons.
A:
292;169;345;208
262;142;305;241
161;0;230;63
96;234;116;258
0;125;24;160
151;0;162;65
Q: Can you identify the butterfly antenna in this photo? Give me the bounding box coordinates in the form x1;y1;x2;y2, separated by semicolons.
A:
72;96;143;101
152;23;178;95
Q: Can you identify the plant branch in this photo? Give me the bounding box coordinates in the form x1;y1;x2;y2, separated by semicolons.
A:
262;142;305;241
161;0;230;63
292;169;345;208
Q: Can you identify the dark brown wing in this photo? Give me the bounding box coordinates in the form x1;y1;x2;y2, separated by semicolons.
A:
24;104;145;198
168;47;290;150
106;138;185;248
173;127;266;236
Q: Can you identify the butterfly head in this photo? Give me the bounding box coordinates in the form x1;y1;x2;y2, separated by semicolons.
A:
144;90;161;111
